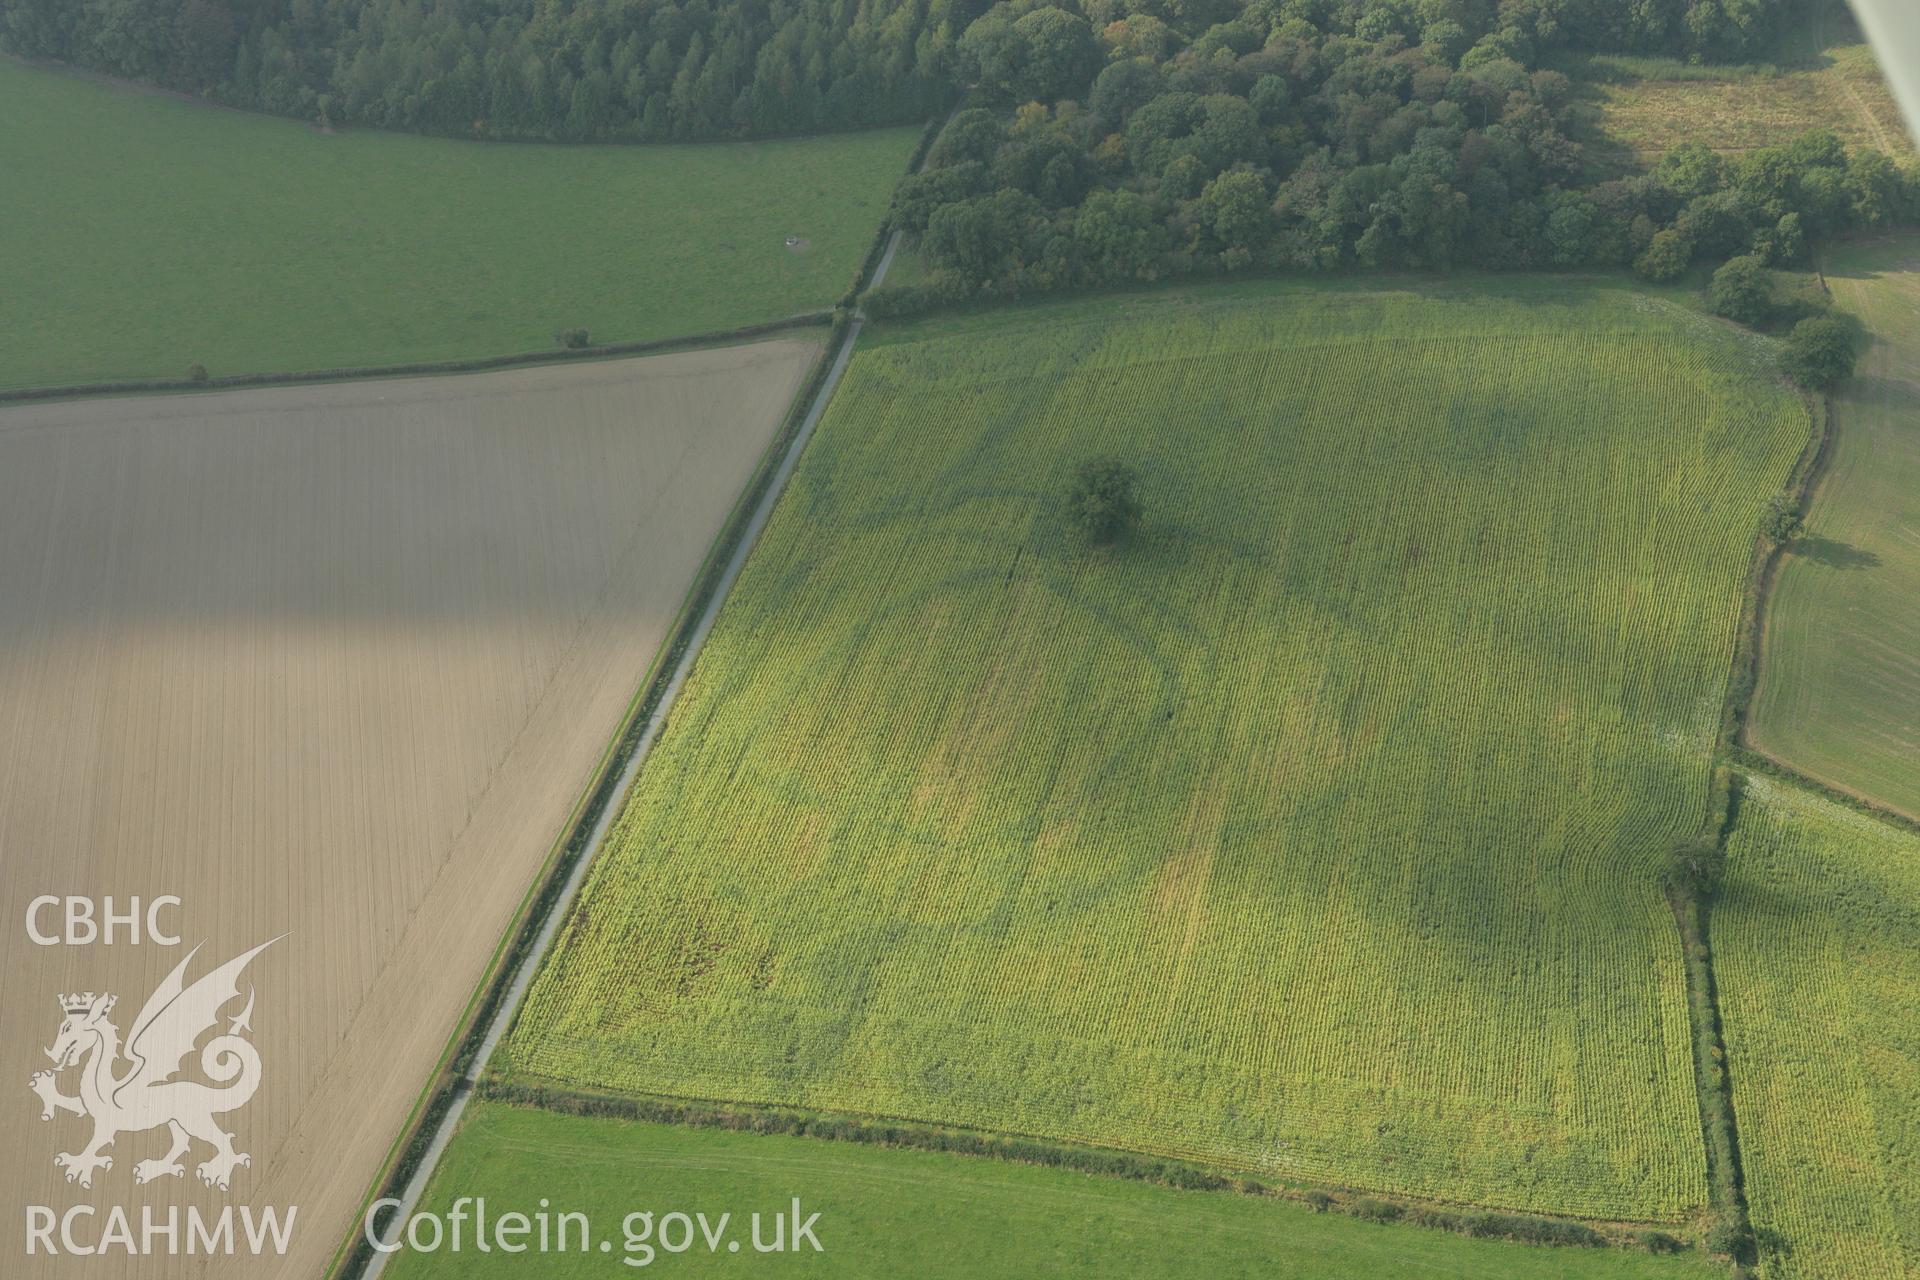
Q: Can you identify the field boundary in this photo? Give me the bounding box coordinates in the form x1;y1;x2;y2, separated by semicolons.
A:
0;311;832;407
320;319;845;1280
835;108;953;310
1678;364;1845;1272
1738;249;1920;826
1667;762;1753;1269
1730;746;1920;835
327;318;848;1280
456;278;1819;1264
471;1078;1694;1254
1720;391;1833;748
333;110;954;1280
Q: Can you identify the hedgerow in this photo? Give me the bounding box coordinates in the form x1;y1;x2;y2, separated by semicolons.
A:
498;279;1808;1220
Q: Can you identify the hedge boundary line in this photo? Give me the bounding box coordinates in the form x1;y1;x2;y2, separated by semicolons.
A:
328;314;850;1280
477;1077;1694;1256
1732;322;1920;832
332;109;949;1278
1721;389;1833;748
1676;378;1847;1276
835;110;950;310
1668;760;1753;1271
1669;870;1751;1269
0;311;833;407
1728;747;1920;835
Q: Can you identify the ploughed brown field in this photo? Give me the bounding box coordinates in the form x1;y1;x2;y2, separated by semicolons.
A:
0;339;816;1276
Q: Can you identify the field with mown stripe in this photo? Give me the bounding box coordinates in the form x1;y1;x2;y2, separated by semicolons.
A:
0;57;915;391
498;278;1809;1219
1716;776;1920;1279
1748;235;1920;818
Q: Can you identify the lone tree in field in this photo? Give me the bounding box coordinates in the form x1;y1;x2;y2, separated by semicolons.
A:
1064;459;1142;546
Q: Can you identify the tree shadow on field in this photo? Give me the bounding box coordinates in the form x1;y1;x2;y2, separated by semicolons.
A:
1842;374;1920;419
1790;536;1881;570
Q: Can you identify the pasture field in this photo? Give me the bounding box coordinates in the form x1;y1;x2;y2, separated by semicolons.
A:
0;57;914;391
1716;777;1920;1279
500;278;1809;1219
1567;30;1910;170
1748;236;1920;819
386;1103;1727;1279
0;339;816;1278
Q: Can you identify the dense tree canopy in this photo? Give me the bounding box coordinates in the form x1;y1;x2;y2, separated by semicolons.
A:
0;0;961;141
867;0;1920;307
1779;313;1861;389
1709;255;1774;325
7;0;1915;291
0;0;1877;146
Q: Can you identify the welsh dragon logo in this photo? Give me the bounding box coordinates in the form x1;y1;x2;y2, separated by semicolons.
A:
28;938;278;1192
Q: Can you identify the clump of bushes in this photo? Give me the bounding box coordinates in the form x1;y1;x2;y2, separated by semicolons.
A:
1462;1214;1604;1247
1708;257;1836;333
1635;228;1695;283
1707;1216;1750;1258
861;273;975;319
1352;1197;1404;1223
187;362;209;383
1780;314;1861;390
1666;835;1728;898
1762;493;1803;543
1709;256;1776;327
1633;1229;1686;1254
556;327;592;350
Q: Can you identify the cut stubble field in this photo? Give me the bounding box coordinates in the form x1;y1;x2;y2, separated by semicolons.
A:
1563;11;1911;173
0;57;916;391
498;278;1810;1222
0;338;816;1278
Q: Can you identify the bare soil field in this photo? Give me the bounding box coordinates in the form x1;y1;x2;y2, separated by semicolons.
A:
0;338;816;1276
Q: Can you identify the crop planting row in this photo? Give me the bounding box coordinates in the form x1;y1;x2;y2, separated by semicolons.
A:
503;284;1808;1220
1716;778;1920;1278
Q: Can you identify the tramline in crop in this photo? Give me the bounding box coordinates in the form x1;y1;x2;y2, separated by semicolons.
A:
1717;778;1920;1279
502;278;1809;1221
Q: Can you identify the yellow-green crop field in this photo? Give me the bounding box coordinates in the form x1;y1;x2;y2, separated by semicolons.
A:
1716;777;1920;1278
500;279;1809;1219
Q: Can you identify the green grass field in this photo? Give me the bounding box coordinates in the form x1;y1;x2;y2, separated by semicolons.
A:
1716;777;1920;1279
385;1104;1726;1279
0;59;916;390
1748;236;1920;819
498;277;1809;1220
